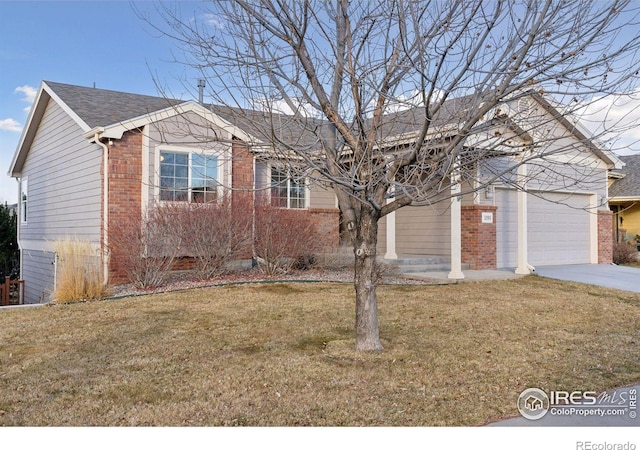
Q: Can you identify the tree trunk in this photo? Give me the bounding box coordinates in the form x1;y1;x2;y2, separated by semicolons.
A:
353;211;383;351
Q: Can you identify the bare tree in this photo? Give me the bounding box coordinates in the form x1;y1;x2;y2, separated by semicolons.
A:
142;0;640;350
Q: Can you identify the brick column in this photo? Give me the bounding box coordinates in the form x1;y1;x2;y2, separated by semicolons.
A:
231;138;254;204
461;205;497;270
598;210;613;264
231;138;255;259
107;130;143;283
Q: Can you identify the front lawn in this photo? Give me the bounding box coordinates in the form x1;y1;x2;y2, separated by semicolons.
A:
1;277;639;426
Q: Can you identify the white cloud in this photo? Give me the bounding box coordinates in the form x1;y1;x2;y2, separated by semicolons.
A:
0;118;22;133
202;13;225;30
15;85;37;103
252;97;322;118
574;89;640;153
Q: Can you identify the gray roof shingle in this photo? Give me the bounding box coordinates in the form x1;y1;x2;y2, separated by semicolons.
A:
45;81;182;128
610;155;640;197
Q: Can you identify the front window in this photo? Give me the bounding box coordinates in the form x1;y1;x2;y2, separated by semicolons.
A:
159;151;218;203
271;167;306;209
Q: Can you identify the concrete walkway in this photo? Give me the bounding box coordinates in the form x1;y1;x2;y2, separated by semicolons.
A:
404;268;526;283
535;263;640;293
405;263;640;292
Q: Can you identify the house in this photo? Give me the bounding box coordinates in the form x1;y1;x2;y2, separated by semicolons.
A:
8;81;620;303
376;93;620;277
609;155;640;243
8;81;339;303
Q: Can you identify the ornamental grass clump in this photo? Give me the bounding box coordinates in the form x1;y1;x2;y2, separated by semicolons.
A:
51;237;107;303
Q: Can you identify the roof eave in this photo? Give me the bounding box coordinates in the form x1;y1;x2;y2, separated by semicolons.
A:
99;101;261;146
9;81;92;177
609;196;640;202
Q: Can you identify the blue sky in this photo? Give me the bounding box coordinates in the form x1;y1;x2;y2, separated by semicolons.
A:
0;0;203;204
1;1;640;205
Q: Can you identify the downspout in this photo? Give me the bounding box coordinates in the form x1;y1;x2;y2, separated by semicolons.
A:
15;178;22;280
93;132;110;286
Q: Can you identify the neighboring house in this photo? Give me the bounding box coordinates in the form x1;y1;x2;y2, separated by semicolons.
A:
3;203;18;217
609;155;640;242
8;81;620;303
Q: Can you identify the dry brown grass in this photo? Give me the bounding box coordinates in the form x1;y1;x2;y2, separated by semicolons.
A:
1;276;639;426
50;238;108;303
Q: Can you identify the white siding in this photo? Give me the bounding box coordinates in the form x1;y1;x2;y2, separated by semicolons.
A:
17;98;102;303
19;99;102;242
20;249;55;304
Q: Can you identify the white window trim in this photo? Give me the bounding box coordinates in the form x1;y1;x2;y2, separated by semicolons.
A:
268;163;309;209
154;145;229;203
20;177;28;224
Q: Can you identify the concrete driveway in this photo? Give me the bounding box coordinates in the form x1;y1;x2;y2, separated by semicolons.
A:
534;263;640;293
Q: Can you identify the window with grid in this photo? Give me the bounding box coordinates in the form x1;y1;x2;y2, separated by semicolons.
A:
270;167;306;209
159;151;219;203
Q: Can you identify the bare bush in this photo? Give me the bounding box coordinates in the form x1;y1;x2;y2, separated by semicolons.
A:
109;205;184;289
182;196;253;279
253;197;320;275
613;241;639;265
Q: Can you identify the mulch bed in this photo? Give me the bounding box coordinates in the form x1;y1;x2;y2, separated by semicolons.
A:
107;266;443;299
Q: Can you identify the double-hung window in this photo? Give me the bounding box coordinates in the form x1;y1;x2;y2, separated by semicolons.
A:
270;167;306;209
159;150;219;203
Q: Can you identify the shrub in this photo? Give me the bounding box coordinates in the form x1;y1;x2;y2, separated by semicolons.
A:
109;205;184;289
612;240;638;265
51;237;107;303
182;196;253;279
253;197;319;275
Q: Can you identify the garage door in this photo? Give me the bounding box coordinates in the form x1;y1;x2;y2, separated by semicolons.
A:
496;189;592;268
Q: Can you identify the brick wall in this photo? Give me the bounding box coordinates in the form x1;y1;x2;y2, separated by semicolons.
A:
107;130;143;283
309;208;341;250
461;205;497;269
598;210;613;264
231;138;254;205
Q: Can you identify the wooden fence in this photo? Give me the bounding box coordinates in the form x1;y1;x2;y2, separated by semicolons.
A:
0;277;24;306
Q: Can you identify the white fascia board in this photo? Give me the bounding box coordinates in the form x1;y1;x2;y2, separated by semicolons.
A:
43;81;92;133
9;84;50;177
99;101;259;145
609;196;640;202
83;127;106;141
9;81;92;177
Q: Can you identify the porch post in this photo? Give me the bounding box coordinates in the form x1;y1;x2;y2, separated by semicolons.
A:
589;194;598;263
448;167;464;279
515;159;530;275
385;209;398;260
385;184;398;260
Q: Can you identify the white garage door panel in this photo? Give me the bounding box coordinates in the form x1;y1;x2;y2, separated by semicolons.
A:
496;189;518;268
528;193;591;266
496;189;592;268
